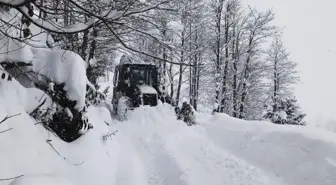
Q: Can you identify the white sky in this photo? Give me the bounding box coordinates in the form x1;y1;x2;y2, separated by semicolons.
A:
244;0;336;123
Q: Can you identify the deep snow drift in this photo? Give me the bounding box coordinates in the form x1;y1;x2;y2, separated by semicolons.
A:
0;78;119;185
1;80;336;185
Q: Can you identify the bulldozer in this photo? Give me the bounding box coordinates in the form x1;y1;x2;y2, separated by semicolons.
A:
111;56;172;120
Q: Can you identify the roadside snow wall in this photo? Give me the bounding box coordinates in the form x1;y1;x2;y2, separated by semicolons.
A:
0;78;119;185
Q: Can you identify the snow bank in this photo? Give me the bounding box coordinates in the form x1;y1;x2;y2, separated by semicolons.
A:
0;79;119;185
31;48;87;110
200;113;336;185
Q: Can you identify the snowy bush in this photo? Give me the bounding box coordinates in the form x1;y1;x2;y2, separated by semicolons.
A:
86;84;108;106
263;97;306;126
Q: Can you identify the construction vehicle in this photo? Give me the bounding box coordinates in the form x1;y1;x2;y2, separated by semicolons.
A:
112;56;172;120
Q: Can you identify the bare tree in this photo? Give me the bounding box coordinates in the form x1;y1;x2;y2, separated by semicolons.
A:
231;9;247;117
238;8;276;119
0;0;304;126
266;35;299;101
210;0;225;112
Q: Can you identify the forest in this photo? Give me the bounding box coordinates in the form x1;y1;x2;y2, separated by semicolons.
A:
0;0;305;127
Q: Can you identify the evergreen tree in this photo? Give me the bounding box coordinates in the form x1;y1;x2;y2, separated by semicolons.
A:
263;97;306;125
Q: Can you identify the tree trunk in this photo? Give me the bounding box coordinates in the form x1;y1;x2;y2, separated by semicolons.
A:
239;36;253;119
195;55;200;111
189;13;193;106
63;0;69;26
220;13;230;113
176;34;185;106
169;63;174;100
176;62;183;106
232;26;239;118
192;32;199;110
239;61;249;119
162;25;167;86
88;26;98;61
214;0;224;113
192;52;197;110
214;21;221;111
273;57;278;100
81;28;89;60
86;25;98;87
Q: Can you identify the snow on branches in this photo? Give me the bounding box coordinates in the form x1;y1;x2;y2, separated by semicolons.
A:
263;97;306;126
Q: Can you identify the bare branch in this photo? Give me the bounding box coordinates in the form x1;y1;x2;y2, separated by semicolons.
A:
123;1;170;17
0;174;24;181
102;130;118;141
17;7;98;34
104;22;197;67
0;128;13;134
46;139;85;166
0;113;21;124
46;139;63;158
29;98;47;116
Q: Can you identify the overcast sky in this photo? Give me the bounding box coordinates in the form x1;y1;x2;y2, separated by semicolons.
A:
243;0;336;123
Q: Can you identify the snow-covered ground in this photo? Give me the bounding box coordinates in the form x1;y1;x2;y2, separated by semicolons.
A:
198;114;336;185
1;80;336;185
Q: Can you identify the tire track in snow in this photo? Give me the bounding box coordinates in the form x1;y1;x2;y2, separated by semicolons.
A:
114;134;149;185
133;132;189;185
114;106;283;185
164;129;283;185
140;106;279;184
114;121;188;185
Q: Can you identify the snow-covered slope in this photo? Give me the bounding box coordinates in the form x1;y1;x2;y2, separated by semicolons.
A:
1;80;336;185
198;114;336;185
0;79;119;185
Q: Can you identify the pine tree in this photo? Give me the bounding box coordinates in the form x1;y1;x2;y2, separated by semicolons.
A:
284;98;306;125
263;97;306;125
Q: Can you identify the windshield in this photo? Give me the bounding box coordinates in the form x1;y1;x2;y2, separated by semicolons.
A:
130;68;146;84
123;65;157;86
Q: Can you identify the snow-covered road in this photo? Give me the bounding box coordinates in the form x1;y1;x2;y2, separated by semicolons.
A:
3;103;336;185
110;104;336;185
110;105;281;185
